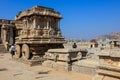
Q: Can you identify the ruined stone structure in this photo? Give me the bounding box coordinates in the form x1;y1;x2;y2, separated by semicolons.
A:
43;48;87;71
0;19;15;50
93;39;120;80
14;6;66;60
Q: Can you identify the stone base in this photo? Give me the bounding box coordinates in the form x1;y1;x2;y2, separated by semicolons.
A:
42;60;71;71
72;64;96;75
72;59;99;75
12;56;42;66
42;60;54;68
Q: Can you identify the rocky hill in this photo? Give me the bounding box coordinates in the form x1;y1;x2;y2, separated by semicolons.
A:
96;32;120;40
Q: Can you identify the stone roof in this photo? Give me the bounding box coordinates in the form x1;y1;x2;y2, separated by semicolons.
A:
15;5;62;20
90;39;98;44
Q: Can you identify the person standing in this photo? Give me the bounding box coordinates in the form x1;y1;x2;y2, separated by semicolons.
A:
72;43;77;48
10;44;15;58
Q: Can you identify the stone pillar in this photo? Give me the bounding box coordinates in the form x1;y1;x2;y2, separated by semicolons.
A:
33;18;37;29
54;19;56;30
43;17;45;29
50;19;52;29
37;16;41;29
44;17;47;29
4;29;6;42
47;18;49;29
23;20;27;29
52;19;54;29
49;18;51;29
10;27;13;44
1;28;3;42
0;26;2;43
42;17;44;29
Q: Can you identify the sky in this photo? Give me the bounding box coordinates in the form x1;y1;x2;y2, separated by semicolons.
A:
0;0;120;40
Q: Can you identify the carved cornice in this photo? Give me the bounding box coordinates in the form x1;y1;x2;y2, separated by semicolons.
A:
15;5;62;20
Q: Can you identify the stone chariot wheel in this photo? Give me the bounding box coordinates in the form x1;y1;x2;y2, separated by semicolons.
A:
15;45;21;58
77;52;82;61
22;44;30;60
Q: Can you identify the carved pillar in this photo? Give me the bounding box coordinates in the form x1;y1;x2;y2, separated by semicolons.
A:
41;17;43;29
33;19;36;28
23;20;27;29
1;28;3;42
33;17;37;29
49;18;51;29
26;17;29;29
43;17;45;29
10;27;13;44
51;18;53;29
0;26;2;43
37;16;41;29
44;16;48;29
4;28;7;42
28;17;33;29
54;19;57;30
57;19;62;37
53;19;55;30
47;17;49;29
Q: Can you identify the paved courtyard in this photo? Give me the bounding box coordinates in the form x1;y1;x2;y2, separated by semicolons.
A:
0;53;92;80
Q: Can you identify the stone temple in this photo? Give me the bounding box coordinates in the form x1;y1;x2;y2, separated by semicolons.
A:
0;5;65;58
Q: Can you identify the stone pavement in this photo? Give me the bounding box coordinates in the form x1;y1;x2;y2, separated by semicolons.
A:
0;53;92;80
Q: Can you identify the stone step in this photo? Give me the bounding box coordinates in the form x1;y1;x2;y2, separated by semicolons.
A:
97;69;120;78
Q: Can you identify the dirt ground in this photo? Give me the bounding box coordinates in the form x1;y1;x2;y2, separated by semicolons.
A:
0;53;93;80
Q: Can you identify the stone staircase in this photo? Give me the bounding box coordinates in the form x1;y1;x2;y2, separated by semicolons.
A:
0;44;8;53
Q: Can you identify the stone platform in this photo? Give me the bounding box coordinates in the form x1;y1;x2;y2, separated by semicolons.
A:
43;58;99;75
72;59;99;75
42;60;71;71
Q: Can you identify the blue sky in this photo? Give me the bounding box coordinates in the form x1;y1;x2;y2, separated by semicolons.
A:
0;0;120;40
